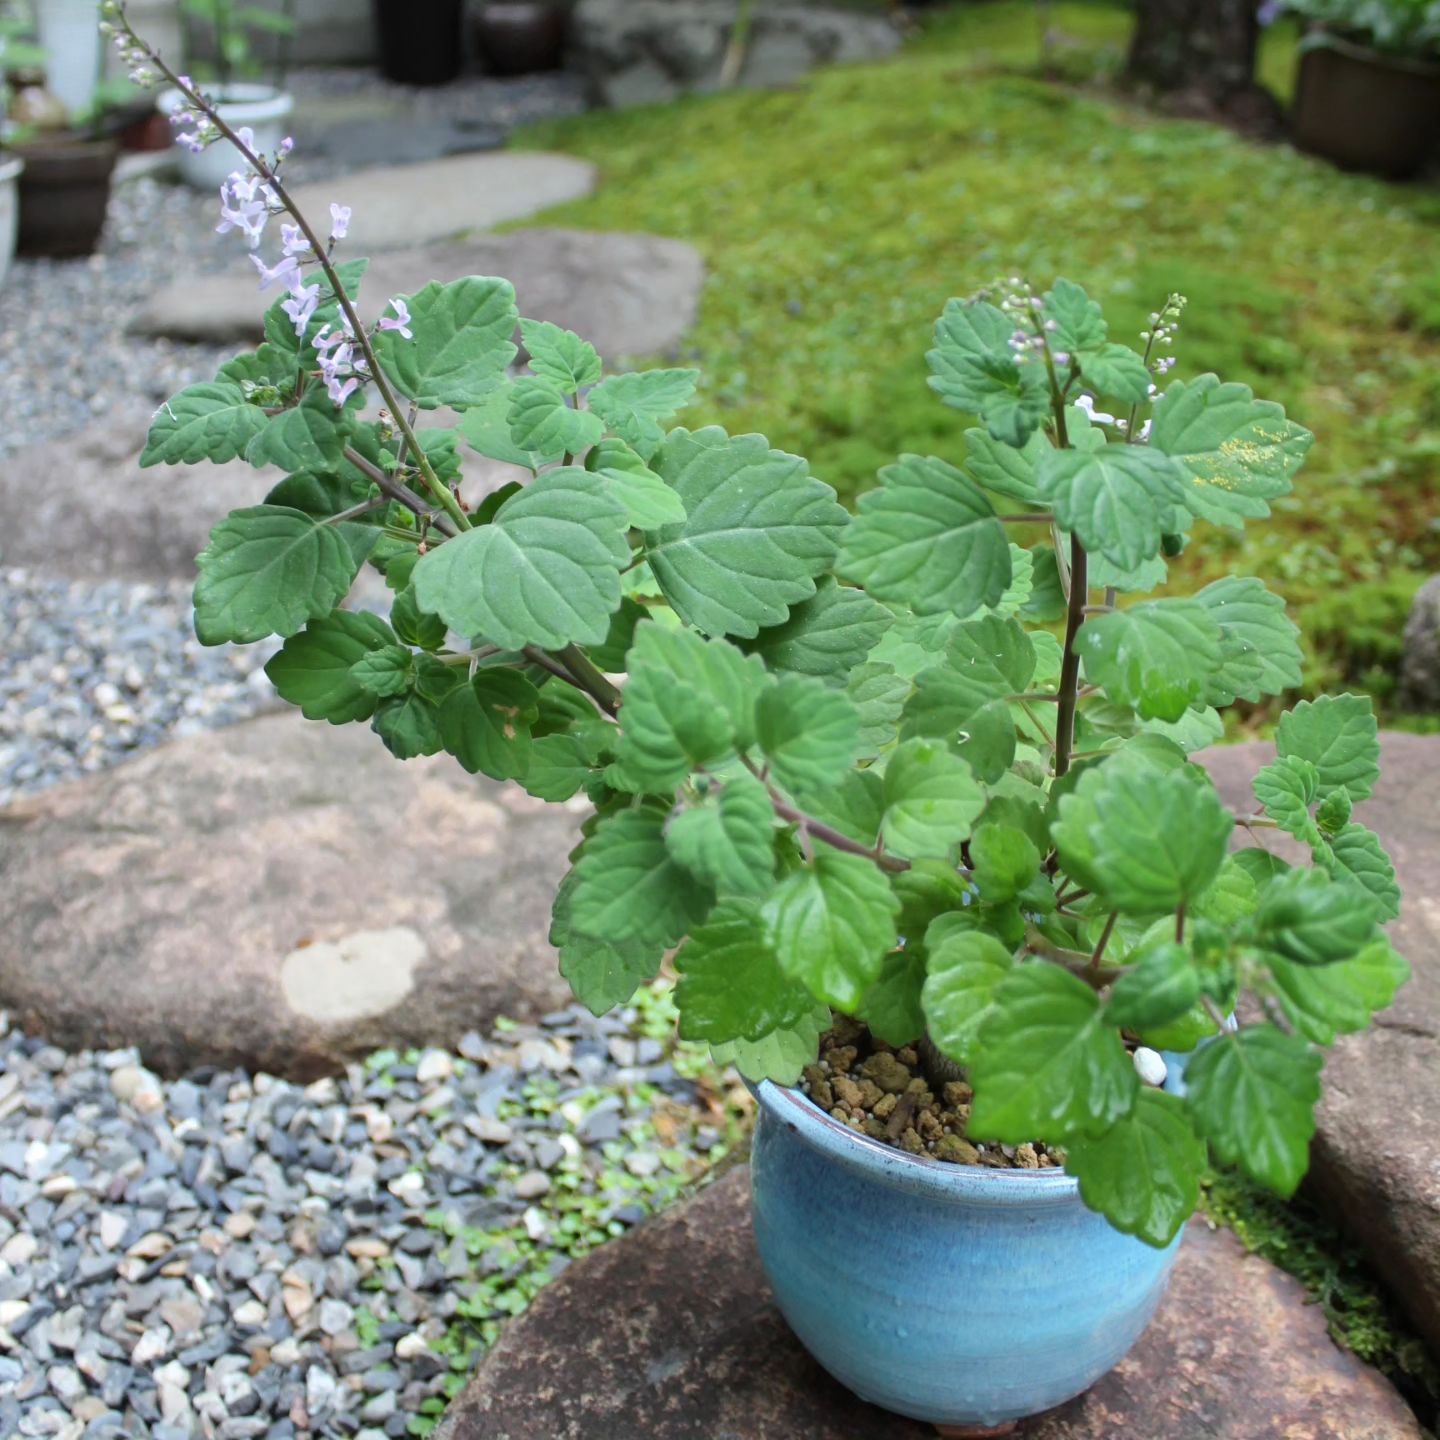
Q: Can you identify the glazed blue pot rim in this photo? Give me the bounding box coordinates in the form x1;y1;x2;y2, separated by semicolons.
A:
750;1079;1081;1207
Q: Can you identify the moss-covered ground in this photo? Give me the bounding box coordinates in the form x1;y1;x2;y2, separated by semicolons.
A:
512;0;1440;718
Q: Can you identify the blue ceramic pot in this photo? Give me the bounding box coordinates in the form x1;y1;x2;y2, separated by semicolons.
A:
749;1080;1182;1429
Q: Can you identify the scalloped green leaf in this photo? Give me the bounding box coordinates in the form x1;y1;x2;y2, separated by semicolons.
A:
665;774;776;899
585;438;686;529
755;673;860;799
927;298;1050;445
520;317;601;393
588;369;699;457
1077;599;1223;723
438;669;541;781
507;377;605;456
921;930;1014;1064
1194;577;1303;707
881;739;985;861
744;579;891;683
140;381;269;466
1276;694;1380;803
265;610;397;723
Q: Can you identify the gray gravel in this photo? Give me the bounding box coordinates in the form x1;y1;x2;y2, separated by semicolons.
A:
0;1000;724;1439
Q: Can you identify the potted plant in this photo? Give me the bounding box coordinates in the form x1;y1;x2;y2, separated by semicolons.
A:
157;0;295;189
1271;0;1440;176
473;0;570;77
109;0;1409;1429
373;0;464;86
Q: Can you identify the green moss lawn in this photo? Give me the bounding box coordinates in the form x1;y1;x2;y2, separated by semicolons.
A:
514;0;1440;716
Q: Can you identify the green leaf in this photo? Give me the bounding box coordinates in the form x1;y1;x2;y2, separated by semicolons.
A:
970;823;1041;904
1078;344;1152;405
245;387;349;474
1036;445;1188;572
647;427;848;638
520;318;601;393
921;929;1014;1064
458;383;556;469
372;276;519;409
880;739;984;861
372;690;444;759
1267;939;1410;1045
968;960;1138;1142
559;935;662;1017
1190;856;1260;928
1193;577;1303;707
858;949;928;1048
1044;279;1107;354
1276;694;1381;803
1320;823;1401;922
1020;546;1067;622
1149;374;1313;529
265;610;397;723
140;381;269;466
1141;705;1224;754
1252;755;1320;842
847;662;910;755
569;807;713;948
755;674;860;798
904;615;1036;738
709;1001;832;1086
926;298;1050;445
1065;1089;1205;1247
1253;867;1378;965
588;369;699;457
613;623;766;790
411;468;629;651
585;439;686;529
438;669;541;781
390;586;448;652
193;505;362;645
838;455;1011;620
1315;788;1353;837
349;644;413;698
523;732;596;802
1105;940;1200;1030
507;376;605;456
1184;1026;1321;1196
1077;600;1223;723
802;769;885;848
665;774;776;898
762;850;901;1010
675;900;816;1043
744;579;890;683
1054;760;1232;915
963;426;1050;505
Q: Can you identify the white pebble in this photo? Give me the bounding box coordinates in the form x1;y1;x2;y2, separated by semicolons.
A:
1133;1047;1168;1088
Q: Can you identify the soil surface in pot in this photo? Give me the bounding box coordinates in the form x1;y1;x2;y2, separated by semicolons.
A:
799;1017;1063;1170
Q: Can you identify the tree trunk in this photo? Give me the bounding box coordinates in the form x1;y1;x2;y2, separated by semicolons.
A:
1126;0;1277;129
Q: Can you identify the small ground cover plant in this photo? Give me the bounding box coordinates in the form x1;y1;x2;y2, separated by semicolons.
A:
111;0;1408;1250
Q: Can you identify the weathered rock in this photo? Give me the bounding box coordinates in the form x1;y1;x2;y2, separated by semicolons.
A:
435;1165;1421;1440
0;711;580;1077
1398;576;1440;712
1199;732;1440;1355
132;229;704;362
571;0;901;107
287;152;596;251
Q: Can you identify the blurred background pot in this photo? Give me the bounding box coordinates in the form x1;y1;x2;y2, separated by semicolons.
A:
37;0;103;119
1292;32;1440;177
373;0;464;85
748;1079;1182;1430
156;82;294;190
0;154;23;287
14;136;118;258
474;1;569;76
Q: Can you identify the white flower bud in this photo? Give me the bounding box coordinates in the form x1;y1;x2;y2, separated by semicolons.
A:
1133;1047;1167;1088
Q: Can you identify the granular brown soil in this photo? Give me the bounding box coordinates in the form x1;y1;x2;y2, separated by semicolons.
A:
799;1017;1063;1170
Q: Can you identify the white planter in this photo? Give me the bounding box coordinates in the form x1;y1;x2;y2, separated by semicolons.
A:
157;84;295;191
0;155;22;289
39;0;102;120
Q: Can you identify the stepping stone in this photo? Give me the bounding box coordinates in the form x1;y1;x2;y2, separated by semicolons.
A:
435;1164;1421;1439
132;228;704;363
1200;732;1440;1356
285;151;596;251
0;711;580;1077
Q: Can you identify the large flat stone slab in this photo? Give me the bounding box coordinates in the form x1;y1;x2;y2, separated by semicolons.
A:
435;1164;1421;1439
1199;732;1440;1356
0;711;580;1078
285;152;596;251
132;228;704;362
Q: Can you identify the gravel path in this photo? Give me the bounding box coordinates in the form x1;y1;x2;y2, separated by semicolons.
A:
0;992;744;1440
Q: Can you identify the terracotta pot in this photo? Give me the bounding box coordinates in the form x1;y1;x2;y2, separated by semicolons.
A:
474;2;569;76
1292;33;1440;178
14;136;118;259
373;0;465;86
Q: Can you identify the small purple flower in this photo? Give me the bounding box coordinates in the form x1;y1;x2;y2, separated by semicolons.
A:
234;125;257;154
279;136;295;158
282;280;321;338
280;223;311;258
377;297;413;340
250;252;301;291
329;203;352;241
328;375;360;407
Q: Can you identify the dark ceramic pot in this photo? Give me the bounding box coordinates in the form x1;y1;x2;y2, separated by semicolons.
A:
373;0;465;86
15;137;118;259
474;2;569;76
1292;33;1440;178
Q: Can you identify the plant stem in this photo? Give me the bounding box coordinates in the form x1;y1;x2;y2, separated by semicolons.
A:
1024;927;1120;989
1089;912;1118;974
341;445;456;537
558;643;622;716
117;11;471;536
1053;532;1089;779
1175;903;1186;944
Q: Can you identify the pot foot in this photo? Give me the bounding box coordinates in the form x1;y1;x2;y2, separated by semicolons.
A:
934;1425;1017;1439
